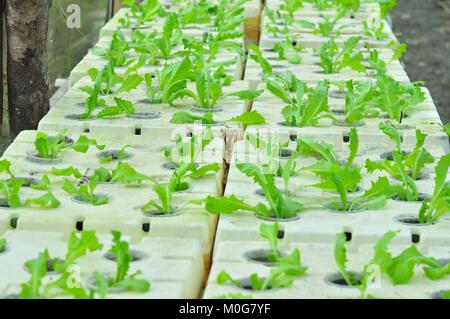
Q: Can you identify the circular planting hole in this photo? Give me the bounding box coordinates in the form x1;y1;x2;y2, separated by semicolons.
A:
431;290;448;299
256;212;300;223
392;193;430;203
333;119;365;127
279;148;293;159
330;109;345;115
142;209;180;218
327;201;365;213
0;198;10;208
9;177;41;188
325;272;362;288
64;113;96;121
97;150;133;161
394;214;436;226
104;249;148;262
255;189;292;199
437;258;450;266
71;194;110;205
86;274;125;294
243;249;285;266
379;151;410;161
26;151;62;165
162;161;179;171
192;106;223;113
237;277;273;291
127;111;161;120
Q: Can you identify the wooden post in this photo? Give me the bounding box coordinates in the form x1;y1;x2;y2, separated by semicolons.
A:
114;0;124;14
5;0;50;135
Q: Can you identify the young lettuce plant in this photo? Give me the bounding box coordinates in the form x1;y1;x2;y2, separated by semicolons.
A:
0;237;6;253
301;128;362;193
142;182;175;215
96;97;136;119
33;130;105;160
217;222;307;291
362;18;388;41
120;0;164;28
155;14;183;60
94;231;150;297
339;80;378;124
91;29;133;68
198;163;304;220
20;231;104;299
144;57;192;105
297;9;349;37
273;35;304;64
281;80;334;128
82;64;144;97
369;75;425;123
318;36;366;74
264;71;303;102
328;176;394;212
168;162;220;192
62;176;109;206
0;160;60;209
365;122;435;190
334;230;450;299
163;128;214;165
170;110;266;126
172;67;263;110
249;44;273;77
418;154;450;224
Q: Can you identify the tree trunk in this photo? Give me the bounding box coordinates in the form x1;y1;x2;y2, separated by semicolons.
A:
0;0;4;131
5;0;50;135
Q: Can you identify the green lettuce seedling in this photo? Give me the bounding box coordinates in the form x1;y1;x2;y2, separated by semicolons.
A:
168;162;220;192
144;57;192;105
170;110;265;126
318;36;366;74
34;129;105;160
94;231;150;297
301;128;362;193
96;97;136;119
369;76;425;123
20;231;103;299
335;230;450;299
418;154;450;224
216;223;307;291
366;123;435;190
91;29;133;68
141;181;175;215
341;80;379;124
273;35;304;64
63;176;109;206
198;163;304;220
281;80;334;127
362;18;388;41
0;238;6;253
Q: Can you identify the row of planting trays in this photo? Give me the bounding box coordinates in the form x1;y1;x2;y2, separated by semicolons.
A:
0;0;260;299
201;0;450;299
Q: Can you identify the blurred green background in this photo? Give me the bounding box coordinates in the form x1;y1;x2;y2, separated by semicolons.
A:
48;0;110;92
